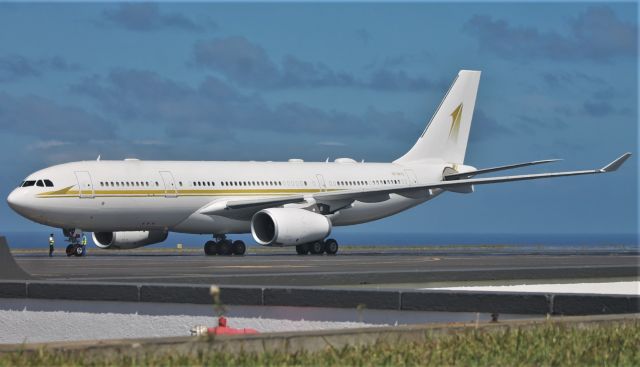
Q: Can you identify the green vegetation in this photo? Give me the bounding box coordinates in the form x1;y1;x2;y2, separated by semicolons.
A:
2;320;638;366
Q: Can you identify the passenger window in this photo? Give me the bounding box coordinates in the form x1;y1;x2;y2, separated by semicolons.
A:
44;179;54;187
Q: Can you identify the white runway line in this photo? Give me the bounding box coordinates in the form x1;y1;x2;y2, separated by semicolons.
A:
0;311;380;344
425;281;639;295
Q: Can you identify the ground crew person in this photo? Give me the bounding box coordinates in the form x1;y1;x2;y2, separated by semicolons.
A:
48;233;54;257
81;234;88;256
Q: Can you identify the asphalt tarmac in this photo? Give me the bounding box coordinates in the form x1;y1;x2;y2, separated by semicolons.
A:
14;250;639;286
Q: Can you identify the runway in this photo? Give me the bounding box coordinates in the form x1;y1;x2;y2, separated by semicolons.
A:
14;250;639;286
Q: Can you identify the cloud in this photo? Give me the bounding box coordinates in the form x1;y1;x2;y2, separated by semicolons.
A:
26;140;72;151
469;109;515;141
102;3;211;32
368;69;438;92
583;100;614;117
0;92;116;140
193;36;280;87
540;71;606;88
378;51;433;69
0;55;40;82
0;55;80;82
354;28;371;44
317;141;347;147
464;5;637;62
70;68;420;142
192;36;437;91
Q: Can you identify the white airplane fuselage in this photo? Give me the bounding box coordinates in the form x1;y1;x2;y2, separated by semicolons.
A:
7;159;457;235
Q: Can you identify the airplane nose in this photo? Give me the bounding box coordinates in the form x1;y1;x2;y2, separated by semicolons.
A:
7;189;26;214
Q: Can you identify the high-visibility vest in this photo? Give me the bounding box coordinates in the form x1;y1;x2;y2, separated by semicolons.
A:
49;237;54;246
82;236;87;245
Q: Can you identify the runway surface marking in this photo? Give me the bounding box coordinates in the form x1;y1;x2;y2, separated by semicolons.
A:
210;265;313;269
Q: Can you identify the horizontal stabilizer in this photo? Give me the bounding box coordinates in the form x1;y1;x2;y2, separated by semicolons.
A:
600;152;632;173
444;159;561;181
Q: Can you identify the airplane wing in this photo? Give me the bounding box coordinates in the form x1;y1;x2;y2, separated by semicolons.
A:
199;152;631;215
443;159;561;181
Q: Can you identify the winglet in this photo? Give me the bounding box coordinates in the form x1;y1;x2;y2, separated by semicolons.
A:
600;152;632;173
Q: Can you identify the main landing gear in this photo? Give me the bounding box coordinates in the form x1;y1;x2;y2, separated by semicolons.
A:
204;235;246;256
296;238;339;255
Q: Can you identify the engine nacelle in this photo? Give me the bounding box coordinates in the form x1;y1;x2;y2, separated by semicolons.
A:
251;208;331;246
92;230;168;250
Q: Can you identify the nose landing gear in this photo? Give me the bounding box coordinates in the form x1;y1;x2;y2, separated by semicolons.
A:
204;235;246;256
65;244;85;257
296;238;339;255
63;228;85;257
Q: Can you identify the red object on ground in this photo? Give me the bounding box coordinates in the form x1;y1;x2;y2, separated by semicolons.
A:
207;317;259;335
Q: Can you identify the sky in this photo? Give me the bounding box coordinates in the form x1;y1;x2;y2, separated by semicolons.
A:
0;2;637;238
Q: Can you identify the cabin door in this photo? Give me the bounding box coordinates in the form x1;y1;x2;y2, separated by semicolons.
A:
74;171;94;199
159;171;177;198
404;169;418;184
316;174;327;192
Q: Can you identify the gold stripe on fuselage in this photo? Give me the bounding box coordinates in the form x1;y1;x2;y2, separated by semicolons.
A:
36;188;337;198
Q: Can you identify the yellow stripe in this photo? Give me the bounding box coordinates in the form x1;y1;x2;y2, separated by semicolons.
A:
37;188;341;198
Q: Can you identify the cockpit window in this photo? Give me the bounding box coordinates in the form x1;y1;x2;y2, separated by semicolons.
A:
44;179;54;187
22;180;36;187
36;180;44;187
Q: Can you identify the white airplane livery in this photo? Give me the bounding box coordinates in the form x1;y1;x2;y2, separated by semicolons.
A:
7;70;631;256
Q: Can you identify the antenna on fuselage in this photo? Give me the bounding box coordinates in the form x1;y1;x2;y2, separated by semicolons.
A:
97;155;101;161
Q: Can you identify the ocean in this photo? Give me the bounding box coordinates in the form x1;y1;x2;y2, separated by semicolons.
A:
2;230;637;250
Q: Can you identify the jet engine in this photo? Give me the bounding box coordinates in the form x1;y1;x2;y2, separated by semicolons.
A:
92;230;168;249
251;208;331;246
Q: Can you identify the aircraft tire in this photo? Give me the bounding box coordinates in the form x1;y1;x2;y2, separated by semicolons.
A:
309;241;324;255
66;244;74;257
295;244;309;255
232;240;246;255
74;245;84;257
218;240;232;256
324;239;339;255
204;241;216;256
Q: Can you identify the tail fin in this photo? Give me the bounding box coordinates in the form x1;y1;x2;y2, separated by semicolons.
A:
394;70;481;165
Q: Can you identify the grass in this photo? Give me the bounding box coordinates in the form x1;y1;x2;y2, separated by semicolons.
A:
2;320;638;366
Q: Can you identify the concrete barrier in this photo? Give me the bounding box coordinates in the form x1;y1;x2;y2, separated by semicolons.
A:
0;280;638;315
552;294;640;315
264;287;400;309
28;281;139;302
0;281;27;298
140;284;262;305
401;290;551;314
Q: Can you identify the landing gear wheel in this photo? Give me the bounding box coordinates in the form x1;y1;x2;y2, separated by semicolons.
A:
296;244;310;255
204;240;216;256
310;241;324;255
218;240;232;255
231;240;246;255
324;239;339;255
66;244;74;257
74;245;84;257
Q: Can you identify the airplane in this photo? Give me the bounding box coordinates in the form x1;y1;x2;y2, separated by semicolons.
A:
6;70;631;256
